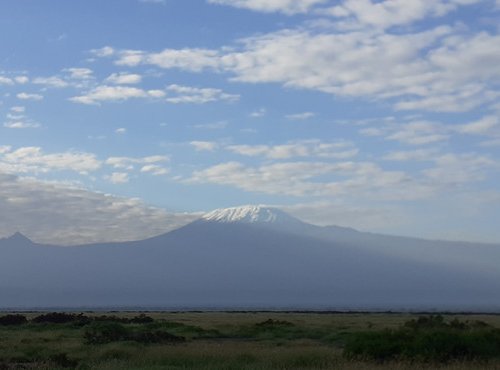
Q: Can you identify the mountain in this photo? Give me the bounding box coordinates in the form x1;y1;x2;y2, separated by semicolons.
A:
1;231;34;246
202;205;303;225
1;206;499;310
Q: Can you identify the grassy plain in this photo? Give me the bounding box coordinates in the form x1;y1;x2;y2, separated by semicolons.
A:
0;311;499;369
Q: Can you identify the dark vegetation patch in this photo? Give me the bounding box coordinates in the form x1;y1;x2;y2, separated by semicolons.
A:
154;320;223;339
93;313;154;324
32;312;91;325
84;321;185;344
0;314;27;326
48;352;79;368
343;315;500;362
255;319;295;328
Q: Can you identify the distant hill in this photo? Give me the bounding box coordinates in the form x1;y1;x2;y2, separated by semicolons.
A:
1;205;499;311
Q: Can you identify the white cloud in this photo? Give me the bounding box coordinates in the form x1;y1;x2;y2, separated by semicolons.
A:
17;92;43;101
70;85;163;105
10;106;26;113
385;121;449;145
3;121;41;129
129;48;219;70
105;155;169;170
147;89;166;98
107;172;130;184
188;160;418;199
65;68;93;80
105;72;142;85
383;148;440;162
190;141;219;151
140;164;169;175
0;146;101;175
0;173;197;245
113;24;500;113
285;112;316;120
33;76;69;88
359;119;449;146
165;84;239;104
207;0;328;14
0;76;14;85
250;107;267;118
227;140;358;159
326;0;482;30
115;127;127;134
458;115;499;135
14;76;29;84
423;153;496;185
187;152;497;202
193;121;229;129
115;50;145;66
91;46;115;57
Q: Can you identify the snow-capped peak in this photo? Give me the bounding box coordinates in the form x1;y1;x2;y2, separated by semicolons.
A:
202;205;300;224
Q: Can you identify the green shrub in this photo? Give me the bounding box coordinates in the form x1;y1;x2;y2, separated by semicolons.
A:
129;330;185;344
49;353;79;368
84;322;185;345
255;319;294;328
0;314;27;326
32;312;90;325
84;322;129;344
344;316;500;363
93;313;154;324
129;313;154;324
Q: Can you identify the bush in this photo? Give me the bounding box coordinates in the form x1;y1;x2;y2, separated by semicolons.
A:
129;314;154;324
32;312;90;325
255;319;294;328
0;314;27;326
84;322;129;344
93;313;154;324
84;322;185;344
403;315;447;330
49;353;79;368
344;316;500;362
130;330;186;344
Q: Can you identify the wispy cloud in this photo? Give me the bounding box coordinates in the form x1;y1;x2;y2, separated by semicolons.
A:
207;0;327;14
3;121;41;129
109;22;500;113
106;172;130;184
0;146;101;175
105;72;142;85
190;141;219;151
0;173;196;245
165;84;240;104
70;85;164;104
227;140;358;159
17;93;43;101
33;76;69;88
286;112;316;120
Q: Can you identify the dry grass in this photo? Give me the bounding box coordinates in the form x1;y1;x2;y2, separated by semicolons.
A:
0;312;499;369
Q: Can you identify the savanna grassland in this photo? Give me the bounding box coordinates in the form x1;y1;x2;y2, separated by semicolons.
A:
0;311;499;369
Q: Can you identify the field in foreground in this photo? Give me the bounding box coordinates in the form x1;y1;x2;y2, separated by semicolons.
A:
0;311;499;369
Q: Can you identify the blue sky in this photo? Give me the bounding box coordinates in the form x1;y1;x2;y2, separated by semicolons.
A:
1;0;500;244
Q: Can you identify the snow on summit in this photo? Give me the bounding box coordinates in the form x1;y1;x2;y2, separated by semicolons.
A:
202;205;300;224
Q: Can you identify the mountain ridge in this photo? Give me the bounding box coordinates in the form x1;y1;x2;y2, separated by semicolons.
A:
2;205;499;247
0;206;499;309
